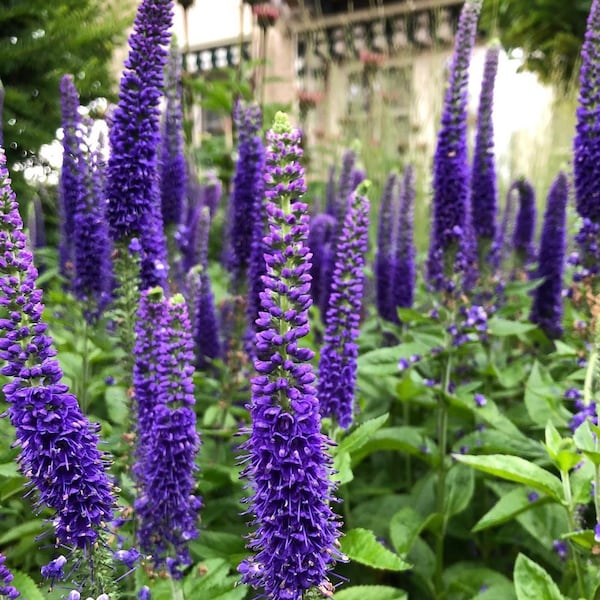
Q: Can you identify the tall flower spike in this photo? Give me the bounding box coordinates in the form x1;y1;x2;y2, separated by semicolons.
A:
392;164;416;315
134;291;201;577
530;172;568;338
512;177;537;266
228;101;265;291
307;213;336;314
239;113;342;599
0;553;19;599
191;266;222;370
247;190;267;339
59;74;83;283
318;181;370;428
106;0;173;289
0;150;114;548
491;182;516;270
160;39;187;228
375;172;398;321
73;124;113;319
574;0;600;223
426;0;481;292
470;45;499;249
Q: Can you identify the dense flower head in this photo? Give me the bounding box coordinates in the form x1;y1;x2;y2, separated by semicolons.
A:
512;177;537;264
0;553;19;599
470;45;499;243
239;113;342;599
318;181;370;428
574;0;600;222
189;267;221;369
133;290;201;576
106;0;173;289
73;126;113;319
307;213;336;315
530;172;568;338
160;40;187;227
337;148;357;221
392;165;416;313
491;183;516;269
325;164;336;218
228;101;265;289
572;217;600;279
426;0;481;291
0;150;115;549
375;172;398;321
59;74;84;282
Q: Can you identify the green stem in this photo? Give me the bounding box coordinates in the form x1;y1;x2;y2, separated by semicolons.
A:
170;577;185;600
403;400;412;487
434;350;453;598
561;469;586;598
80;316;89;413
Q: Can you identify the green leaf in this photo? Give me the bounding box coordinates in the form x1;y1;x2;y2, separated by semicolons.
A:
105;386;129;424
574;421;600;465
351;427;438;466
390;507;434;555
10;571;45;600
513;554;565;600
0;462;19;478
544;422;580;472
340;528;411;571
334;451;353;485
445;464;475;517
357;345;425;376
562;528;595;550
0;519;45;545
335;585;407;600
453;454;563;501
524;362;570;427
487;317;537;336
473;487;545;532
336;413;389;456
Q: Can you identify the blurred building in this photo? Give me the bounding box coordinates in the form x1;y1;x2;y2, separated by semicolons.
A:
174;0;466;157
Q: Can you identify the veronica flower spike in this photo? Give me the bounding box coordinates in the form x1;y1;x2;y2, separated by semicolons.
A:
106;0;173;289
530;172;568;338
239;113;342;599
426;0;481;292
0;149;115;550
318;181;370;428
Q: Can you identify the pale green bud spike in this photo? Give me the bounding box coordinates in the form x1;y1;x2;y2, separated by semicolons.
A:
170;293;186;306
272;111;292;134
355;180;372;197
147;286;165;302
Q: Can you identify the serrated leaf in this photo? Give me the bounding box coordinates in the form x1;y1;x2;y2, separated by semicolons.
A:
473;487;545;532
341;528;411;571
11;571;45;600
336;413;389;456
487;317;537;336
446;464;475;517
0;519;45;545
524;362;570;427
514;554;565;600
335;585;408;600
390;507;434;555
453;454;563;501
0;462;19;478
105;386;129;424
333;451;353;485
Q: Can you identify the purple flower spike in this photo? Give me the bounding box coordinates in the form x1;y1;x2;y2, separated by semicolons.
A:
318;181;370;428
160;40;187;227
426;0;481;291
228;101;265;290
375;173;398;321
190;267;221;370
106;0;173;289
512;178;537;264
0;151;115;549
392;164;416;315
133;290;201;576
575;0;600;223
0;553;19;599
307;213;337;314
530;172;568;338
59;74;83;282
239;113;342;599
338;148;357;215
470;45;499;246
